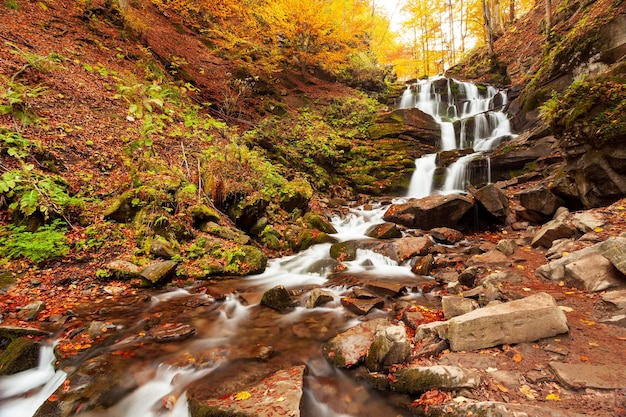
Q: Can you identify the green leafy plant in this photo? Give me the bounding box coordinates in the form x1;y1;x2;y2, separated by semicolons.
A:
4;0;18;10
0;77;48;128
0;220;69;264
0;129;32;158
8;43;65;74
0;164;84;220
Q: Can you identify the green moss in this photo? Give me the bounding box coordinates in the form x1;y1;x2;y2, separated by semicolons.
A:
0;338;40;375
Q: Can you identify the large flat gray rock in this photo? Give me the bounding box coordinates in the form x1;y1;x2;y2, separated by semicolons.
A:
444;292;568;351
563;252;624;291
549;362;626;389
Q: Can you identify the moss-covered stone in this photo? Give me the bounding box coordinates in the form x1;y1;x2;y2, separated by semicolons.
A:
303;212;337;234
0;337;40;375
329;240;359;261
260;285;296;313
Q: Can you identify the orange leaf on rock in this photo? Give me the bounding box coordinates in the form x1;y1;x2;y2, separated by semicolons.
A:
512;353;523;363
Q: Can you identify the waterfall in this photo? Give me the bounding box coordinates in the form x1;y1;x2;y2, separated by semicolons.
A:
407;154;437;198
401;77;514;197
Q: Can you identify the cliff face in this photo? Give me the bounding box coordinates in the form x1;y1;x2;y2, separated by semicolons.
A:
448;0;626;209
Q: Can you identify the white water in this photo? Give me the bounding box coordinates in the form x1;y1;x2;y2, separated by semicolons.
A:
4;78;511;417
401;77;514;197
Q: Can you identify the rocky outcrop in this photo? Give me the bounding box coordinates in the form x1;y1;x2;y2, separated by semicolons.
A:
383;194;475;230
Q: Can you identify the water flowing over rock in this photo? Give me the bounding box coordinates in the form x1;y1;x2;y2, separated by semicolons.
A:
401;77;514;198
383;194;474;230
191;365;306;417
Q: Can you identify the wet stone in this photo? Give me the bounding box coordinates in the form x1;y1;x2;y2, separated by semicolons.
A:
103;259;143;281
322;318;390;367
340;297;384;315
306;288;335;308
410;254;434;275
430;227;464;244
0;337;40;375
260;285;296;313
364;281;407;297
148;323;196;343
365;222;402;239
17;301;46;321
390;365;481;393
138;260;178;287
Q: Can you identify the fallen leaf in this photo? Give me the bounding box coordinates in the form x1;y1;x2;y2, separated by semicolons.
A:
559;306;573;312
519;385;537;399
546;393;561;401
234;391;251;401
580;355;588;362
512;353;523;363
486;367;498;373
593;227;604;233
580;319;596;326
522;287;531;292
588;341;599;347
276;396;285;402
496;384;509;393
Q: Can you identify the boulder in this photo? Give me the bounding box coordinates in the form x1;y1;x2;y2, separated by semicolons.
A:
365;222;402;239
340;297;384;315
410;254;434;275
598;237;626;275
601;289;626;309
572;211;606;233
383;194;474;230
531;217;577;248
305;288;335;308
103;260;143;281
322;318;389;367
17;301;46;321
470;183;511;223
137;260;178;287
0;337;40;375
430;227;464;244
149;238;179;259
148;323;196;343
260;286;296;313
368;108;440;144
392;237;433;261
390;365;481;393
466;250;512;268
495;239;517;256
193;366;305;417
563;252;624;292
303;212;337;234
365;324;411;372
518;185;565;219
442;296;479;319
441;292;569;351
365;281;407;297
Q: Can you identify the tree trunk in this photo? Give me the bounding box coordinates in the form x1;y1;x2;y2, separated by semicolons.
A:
482;0;494;55
545;0;552;36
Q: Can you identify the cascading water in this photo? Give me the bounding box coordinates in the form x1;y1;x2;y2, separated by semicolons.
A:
400;77;514;198
1;78;513;417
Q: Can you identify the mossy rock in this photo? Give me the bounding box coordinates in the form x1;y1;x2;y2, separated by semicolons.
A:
199;221;250;245
0;337;40;375
260;285;296;313
329;240;359;261
227;194;270;231
260;226;282;250
190;204;221;225
225;245;267;275
103;191;140;222
303;212;337;234
279;179;313;213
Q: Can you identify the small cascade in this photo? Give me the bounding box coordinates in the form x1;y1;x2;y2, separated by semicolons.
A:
401;77;514;197
408;154;437;198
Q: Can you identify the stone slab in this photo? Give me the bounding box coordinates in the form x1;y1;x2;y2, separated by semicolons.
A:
549;362;626;389
445;292;569;351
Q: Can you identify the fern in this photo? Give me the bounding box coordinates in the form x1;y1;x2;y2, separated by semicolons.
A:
0;220;69;264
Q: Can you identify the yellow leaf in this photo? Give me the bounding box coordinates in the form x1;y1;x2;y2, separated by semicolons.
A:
519;385;537;399
546;393;561;401
276;396;285;402
580;319;596;326
559;306;573;312
234;391;251;401
513;353;523;363
496;384;509;393
593;227;604;233
589;341;599;347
